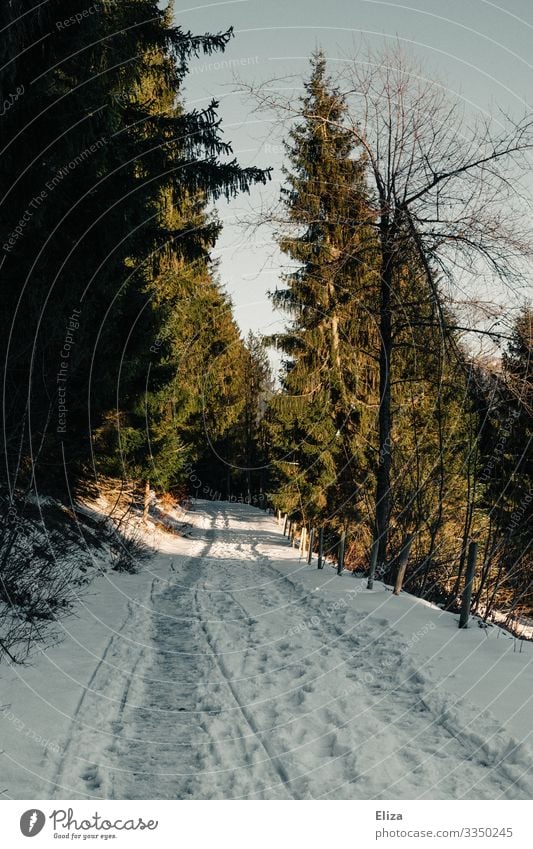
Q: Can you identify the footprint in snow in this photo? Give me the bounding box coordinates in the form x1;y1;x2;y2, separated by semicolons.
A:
291;688;306;707
81;764;101;790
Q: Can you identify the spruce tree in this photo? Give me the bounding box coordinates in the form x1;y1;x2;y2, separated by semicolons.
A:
0;0;268;501
475;307;533;613
268;51;378;530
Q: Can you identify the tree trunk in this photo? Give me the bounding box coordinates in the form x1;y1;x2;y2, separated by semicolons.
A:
374;250;393;570
449;427;478;606
393;533;414;595
143;479;150;522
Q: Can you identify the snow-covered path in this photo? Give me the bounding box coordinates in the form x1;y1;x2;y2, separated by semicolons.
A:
45;502;532;801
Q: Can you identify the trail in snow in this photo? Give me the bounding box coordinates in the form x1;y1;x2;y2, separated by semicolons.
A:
50;502;532;801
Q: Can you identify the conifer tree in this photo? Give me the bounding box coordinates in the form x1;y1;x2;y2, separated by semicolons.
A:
474;307;533;614
268;52;378;530
237;332;274;502
0;0;268;501
173;280;250;501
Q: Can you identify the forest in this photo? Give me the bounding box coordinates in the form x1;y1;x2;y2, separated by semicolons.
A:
0;0;531;663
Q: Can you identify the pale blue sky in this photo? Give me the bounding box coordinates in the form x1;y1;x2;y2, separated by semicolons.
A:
175;0;533;337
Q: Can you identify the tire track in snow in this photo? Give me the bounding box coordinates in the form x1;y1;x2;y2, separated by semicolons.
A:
193;584;294;799
49;576;159;799
49;600;137;797
105;512;292;799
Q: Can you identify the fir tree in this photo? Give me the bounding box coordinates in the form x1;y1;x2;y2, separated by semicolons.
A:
0;0;268;501
474;307;533;614
268;51;378;530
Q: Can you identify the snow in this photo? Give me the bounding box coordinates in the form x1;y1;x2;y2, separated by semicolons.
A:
1;500;531;800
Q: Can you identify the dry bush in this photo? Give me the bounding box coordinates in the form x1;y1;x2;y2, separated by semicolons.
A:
159;491;178;511
0;495;92;663
106;520;150;573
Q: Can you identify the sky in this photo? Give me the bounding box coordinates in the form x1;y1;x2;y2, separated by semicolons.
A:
175;0;533;339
